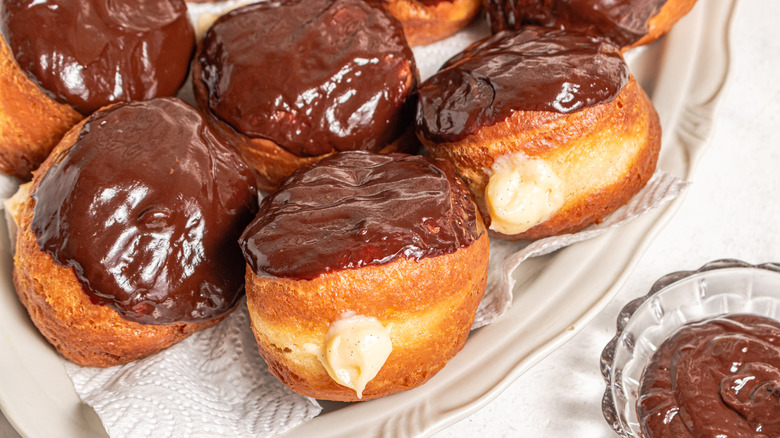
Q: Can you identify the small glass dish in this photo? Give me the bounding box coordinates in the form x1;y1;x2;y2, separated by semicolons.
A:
600;259;780;437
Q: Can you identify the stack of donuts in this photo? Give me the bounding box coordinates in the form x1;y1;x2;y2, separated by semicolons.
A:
0;0;695;402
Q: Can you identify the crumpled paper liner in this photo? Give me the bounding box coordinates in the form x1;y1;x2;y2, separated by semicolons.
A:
473;170;689;328
0;4;689;437
64;301;321;438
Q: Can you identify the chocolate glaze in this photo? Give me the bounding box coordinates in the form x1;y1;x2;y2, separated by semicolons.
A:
484;0;668;47
638;314;780;438
240;151;481;280
0;0;194;115
31;98;258;324
197;0;416;157
415;27;628;143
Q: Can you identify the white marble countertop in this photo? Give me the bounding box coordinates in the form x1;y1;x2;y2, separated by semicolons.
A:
2;0;778;436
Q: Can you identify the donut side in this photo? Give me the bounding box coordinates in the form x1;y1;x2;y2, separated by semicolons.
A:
629;0;698;50
421;76;661;240
245;229;489;401
11;124;226;367
385;0;482;46
0;36;82;180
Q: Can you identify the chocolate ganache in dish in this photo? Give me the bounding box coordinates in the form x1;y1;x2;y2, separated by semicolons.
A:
638;314;780;437
415;26;629;144
196;0;417;157
0;0;194;115
240;151;481;280
30;98;258;324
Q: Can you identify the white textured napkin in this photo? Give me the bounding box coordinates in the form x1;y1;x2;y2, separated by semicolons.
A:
0;3;689;437
64;301;321;438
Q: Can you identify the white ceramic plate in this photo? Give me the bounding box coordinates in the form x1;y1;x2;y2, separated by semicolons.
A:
0;1;734;436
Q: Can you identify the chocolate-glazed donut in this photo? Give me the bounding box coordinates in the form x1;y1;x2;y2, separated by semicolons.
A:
1;0;194;114
12;98;258;366
416;27;661;240
240;151;489;401
483;0;698;50
193;0;419;192
0;0;195;180
416;26;629;144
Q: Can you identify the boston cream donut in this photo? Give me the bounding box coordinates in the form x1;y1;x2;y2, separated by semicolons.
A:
12;98;258;367
416;27;661;240
384;0;482;46
483;0;698;50
239;152;489;401
0;0;195;180
193;0;419;193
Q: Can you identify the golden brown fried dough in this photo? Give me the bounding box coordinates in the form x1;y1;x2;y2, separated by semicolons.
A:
386;0;482;46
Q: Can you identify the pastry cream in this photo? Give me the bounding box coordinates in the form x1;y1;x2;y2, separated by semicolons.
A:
310;314;393;399
485;153;564;235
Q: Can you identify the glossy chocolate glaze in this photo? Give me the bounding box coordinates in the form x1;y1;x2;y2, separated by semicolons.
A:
484;0;667;47
197;0;416;157
415;27;628;143
638;314;780;438
0;0;194;115
31;98;258;324
240;152;481;280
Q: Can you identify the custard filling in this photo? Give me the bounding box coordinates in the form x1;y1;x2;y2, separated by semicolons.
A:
485;152;564;235
309;314;392;399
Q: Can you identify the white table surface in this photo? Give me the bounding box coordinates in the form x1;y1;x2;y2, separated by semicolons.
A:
1;0;778;436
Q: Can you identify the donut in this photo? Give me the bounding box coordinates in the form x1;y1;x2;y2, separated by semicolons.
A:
415;27;661;240
239;151;489;401
11;98;258;367
0;0;195;180
193;0;419;193
384;0;482;46
483;0;698;50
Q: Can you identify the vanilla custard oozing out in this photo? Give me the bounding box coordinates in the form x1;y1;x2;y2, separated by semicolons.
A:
306;314;393;399
485;152;564;235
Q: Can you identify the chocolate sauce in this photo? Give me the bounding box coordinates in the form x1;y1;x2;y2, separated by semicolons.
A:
0;0;194;115
31;98;258;324
415;27;628;143
240;152;481;280
197;0;416;157
484;0;668;47
638;314;780;437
